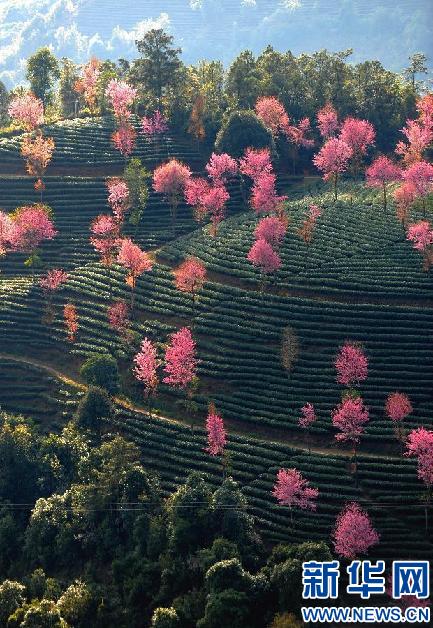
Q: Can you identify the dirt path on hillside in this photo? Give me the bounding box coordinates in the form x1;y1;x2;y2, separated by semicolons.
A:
0;352;400;462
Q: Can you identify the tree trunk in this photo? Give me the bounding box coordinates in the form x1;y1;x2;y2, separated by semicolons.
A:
383;183;387;213
333;173;338;202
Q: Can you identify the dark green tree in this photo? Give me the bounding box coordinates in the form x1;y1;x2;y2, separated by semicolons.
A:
215;110;275;158
59;58;80;118
124;157;150;233
226;50;260;109
26;47;60;107
79;353;120;395
404;53;428;90
132;29;182;108
75;386;112;431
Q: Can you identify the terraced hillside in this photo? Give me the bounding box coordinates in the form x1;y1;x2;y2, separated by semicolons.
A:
0;117;432;559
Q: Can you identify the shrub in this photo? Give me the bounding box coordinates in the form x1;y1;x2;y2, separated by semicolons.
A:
215;110;275;158
79;353;120;394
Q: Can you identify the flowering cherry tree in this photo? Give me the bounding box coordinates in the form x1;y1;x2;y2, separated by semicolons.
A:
8;93;44;131
339;117;375;172
251;171;287;215
163;327;197;389
407;221;433;271
332;396;369;476
385;392;412;444
298;204;322;246
141;110;168;136
0;212;13;257
406;427;433;530
112;123;137;159
105;79;137;121
64;303;78;342
335;342;368;388
40;269;68;324
133;337;160;416
313;138;352;200
9;204;57;272
317;103;339;139
333;502;379;559
254;216;287;248
205;404;227;457
21;134;55;198
298;402;317;454
394;182;417;228
108;301;130;340
247;238;281;290
75;57;101;114
239;148;273;181
402;161;433;216
365;156;402;212
90;215;119;266
173;257;206;318
107;178;130;226
185;178;230;235
255;96;289;137
153;159;192;230
117;238;153;310
273;468;318;523
205;153;238;186
406;428;433;491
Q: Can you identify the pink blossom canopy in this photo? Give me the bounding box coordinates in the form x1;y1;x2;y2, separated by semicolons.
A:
332;397;369;444
335;342;368;386
273;468;319;510
333;502;379;558
163;327;197;389
206;409;227;456
247;238;282;274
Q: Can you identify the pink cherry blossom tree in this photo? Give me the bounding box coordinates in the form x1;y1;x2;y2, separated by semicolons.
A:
106;178;130;226
283;117;315;174
396;119;433;165
8;93;44;131
133;337;160;417
40;268;68;324
141;110;168;136
313;137;352;200
298;402;317;454
385;392;412;444
254;216;287;248
317;103;339;139
406;427;433;530
112;123;137;159
9;204;57;273
365;156;402;212
335;342;368;388
153;159;192;230
407;220;433;271
402;161;433;216
255;96;290;138
205;403;227;457
185;178;230;235
333;502;379;559
75;57;101;114
273;468;319;524
173;257;206;319
117;238;153;311
163;327;197;389
247;238;281;291
239;148;273;181
90;214;120;296
0;212;13;257
105;79;137;122
332;396;369;474
339;117;375;173
205;153;238;186
250;171;287;215
108;301;130;341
